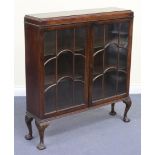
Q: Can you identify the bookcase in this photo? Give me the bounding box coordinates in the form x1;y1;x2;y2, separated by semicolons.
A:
24;8;133;150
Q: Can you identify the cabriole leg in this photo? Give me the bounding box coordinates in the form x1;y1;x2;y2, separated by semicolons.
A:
109;103;117;116
35;120;49;150
25;114;33;140
122;96;132;122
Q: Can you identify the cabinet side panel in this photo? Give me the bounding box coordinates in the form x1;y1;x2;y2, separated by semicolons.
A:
126;18;133;94
25;23;41;118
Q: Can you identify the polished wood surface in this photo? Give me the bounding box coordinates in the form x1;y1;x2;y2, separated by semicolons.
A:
28;8;129;18
25;8;134;150
25;8;133;26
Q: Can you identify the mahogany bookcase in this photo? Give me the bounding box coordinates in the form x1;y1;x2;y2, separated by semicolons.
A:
24;8;133;150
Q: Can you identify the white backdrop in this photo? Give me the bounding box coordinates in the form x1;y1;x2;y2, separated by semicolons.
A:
14;0;141;95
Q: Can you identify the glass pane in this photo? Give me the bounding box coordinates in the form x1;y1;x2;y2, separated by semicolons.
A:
75;55;85;80
44;30;56;113
120;22;129;33
44;31;56;58
103;70;117;98
75;28;86;54
118;48;127;70
93;52;103;77
44;59;56;89
92;75;103;101
104;44;118;69
105;23;119;46
92;22;129;103
44;27;87;112
74;81;84;105
58;51;73;79
44;86;56;113
117;71;127;94
58;29;74;51
57;78;73;109
119;22;129;48
93;24;104;49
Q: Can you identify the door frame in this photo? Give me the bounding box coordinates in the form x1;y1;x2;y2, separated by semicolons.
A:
88;18;132;107
40;23;90;119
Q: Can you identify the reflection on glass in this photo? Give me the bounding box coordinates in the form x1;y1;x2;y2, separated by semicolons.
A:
92;23;118;102
74;49;85;55
44;27;87;113
119;22;129;48
58;51;73;79
75;28;86;51
44;86;56;113
105;23;119;46
75;55;84;80
92;22;129;102
117;71;127;94
93;52;103;76
44;59;56;88
74;81;84;105
58;29;74;51
92;75;103;101
119;36;128;48
104;44;118;68
44;31;56;57
93;24;104;49
103;70;117;98
117;22;128;94
118;48;127;70
57;78;73;109
120;22;129;33
93;46;104;54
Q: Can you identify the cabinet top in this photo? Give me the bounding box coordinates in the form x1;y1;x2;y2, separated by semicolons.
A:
28;8;129;18
25;7;133;26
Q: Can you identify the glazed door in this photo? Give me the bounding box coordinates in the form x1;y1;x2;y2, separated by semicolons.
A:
43;26;88;115
92;21;129;104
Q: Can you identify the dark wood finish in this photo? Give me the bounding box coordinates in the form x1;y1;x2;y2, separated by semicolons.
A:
126;19;133;94
25;8;133;26
25;114;33;140
122;96;132;122
35;121;49;150
109;103;116;116
25;23;42;118
24;8;134;150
